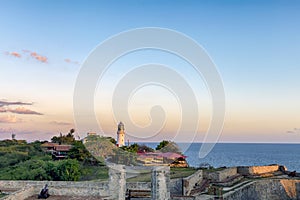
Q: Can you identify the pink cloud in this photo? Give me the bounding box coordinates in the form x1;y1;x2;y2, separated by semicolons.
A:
5;49;80;66
0;100;32;107
287;128;300;134
64;58;80;65
0;115;22;123
64;58;71;63
4;51;22;58
30;52;37;57
30;52;48;63
9;107;43;115
0;107;43;115
49;121;73;126
36;55;48;62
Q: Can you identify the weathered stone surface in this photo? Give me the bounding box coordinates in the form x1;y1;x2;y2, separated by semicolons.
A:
203;168;237;182
1;186;36;200
183;170;203;195
108;164;126;200
0;180;110;196
151;166;170;200
170;178;183;195
222;179;300;200
126;182;151;190
237;165;285;176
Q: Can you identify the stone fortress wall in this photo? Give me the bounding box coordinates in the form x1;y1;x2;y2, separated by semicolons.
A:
222;179;300;200
0;180;110;199
203;167;237;182
237;164;286;176
182;170;203;195
1;164;300;200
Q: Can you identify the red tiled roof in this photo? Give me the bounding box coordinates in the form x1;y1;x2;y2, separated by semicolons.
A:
157;152;187;159
54;145;72;151
137;152;186;159
41;142;58;147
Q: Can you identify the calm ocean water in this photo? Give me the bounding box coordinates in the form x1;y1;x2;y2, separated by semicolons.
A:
139;143;300;171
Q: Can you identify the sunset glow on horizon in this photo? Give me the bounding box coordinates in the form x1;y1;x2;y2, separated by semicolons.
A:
0;0;299;143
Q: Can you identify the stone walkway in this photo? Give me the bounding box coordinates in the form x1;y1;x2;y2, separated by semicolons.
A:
25;195;105;200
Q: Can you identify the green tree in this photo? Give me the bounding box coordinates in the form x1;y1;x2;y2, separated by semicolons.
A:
121;143;139;153
56;159;81;181
68;141;99;165
156;141;181;153
156;140;170;150
51;129;76;144
138;144;154;153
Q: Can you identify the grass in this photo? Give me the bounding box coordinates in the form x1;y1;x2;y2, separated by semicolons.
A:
201;167;225;173
170;167;198;179
127;167;198;182
80;165;109;181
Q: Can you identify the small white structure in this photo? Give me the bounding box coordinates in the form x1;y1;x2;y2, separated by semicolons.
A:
116;122;125;147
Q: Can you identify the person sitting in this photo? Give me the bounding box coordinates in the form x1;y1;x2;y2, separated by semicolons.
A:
38;184;50;199
288;171;296;177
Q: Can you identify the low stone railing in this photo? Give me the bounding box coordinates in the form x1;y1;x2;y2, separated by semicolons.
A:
182;170;203;196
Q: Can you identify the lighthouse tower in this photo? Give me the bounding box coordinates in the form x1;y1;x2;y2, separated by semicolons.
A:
116;122;125;147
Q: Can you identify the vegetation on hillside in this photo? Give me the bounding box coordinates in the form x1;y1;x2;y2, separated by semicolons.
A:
0;132;189;181
156;140;182;153
0;130;109;181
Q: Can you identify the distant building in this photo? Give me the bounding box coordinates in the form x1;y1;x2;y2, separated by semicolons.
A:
41;142;72;160
116;122;125;147
87;132;97;136
52;144;72;160
41;142;57;153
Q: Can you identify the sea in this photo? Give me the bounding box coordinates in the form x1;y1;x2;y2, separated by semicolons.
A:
139;143;300;171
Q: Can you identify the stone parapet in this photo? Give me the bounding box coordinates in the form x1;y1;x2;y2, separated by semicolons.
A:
237;164;286;176
182;170;203;196
203;167;237;182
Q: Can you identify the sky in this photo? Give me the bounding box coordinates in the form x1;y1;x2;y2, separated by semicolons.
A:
0;0;299;143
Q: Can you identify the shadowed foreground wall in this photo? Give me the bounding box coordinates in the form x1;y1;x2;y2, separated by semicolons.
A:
223;179;300;200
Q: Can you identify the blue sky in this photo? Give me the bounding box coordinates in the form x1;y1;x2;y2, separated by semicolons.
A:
0;0;299;142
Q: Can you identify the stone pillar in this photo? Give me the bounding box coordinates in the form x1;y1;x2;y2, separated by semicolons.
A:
108;164;126;200
151;166;170;200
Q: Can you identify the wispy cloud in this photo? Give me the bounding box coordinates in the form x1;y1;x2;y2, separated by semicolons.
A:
49;121;73;126
5;49;80;66
30;52;48;63
10;52;22;58
4;50;48;63
9;107;43;115
0;115;22;123
286;128;300;134
0;107;41;115
64;58;80;65
4;51;22;58
0;128;12;133
0;100;43;115
0;100;32;107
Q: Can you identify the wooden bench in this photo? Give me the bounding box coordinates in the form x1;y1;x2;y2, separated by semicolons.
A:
126;189;151;199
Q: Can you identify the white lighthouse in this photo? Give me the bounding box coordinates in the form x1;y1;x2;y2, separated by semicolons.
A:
116;122;125;147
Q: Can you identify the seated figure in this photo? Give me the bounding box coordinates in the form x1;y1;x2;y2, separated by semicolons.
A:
38;184;50;199
288;171;296;177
